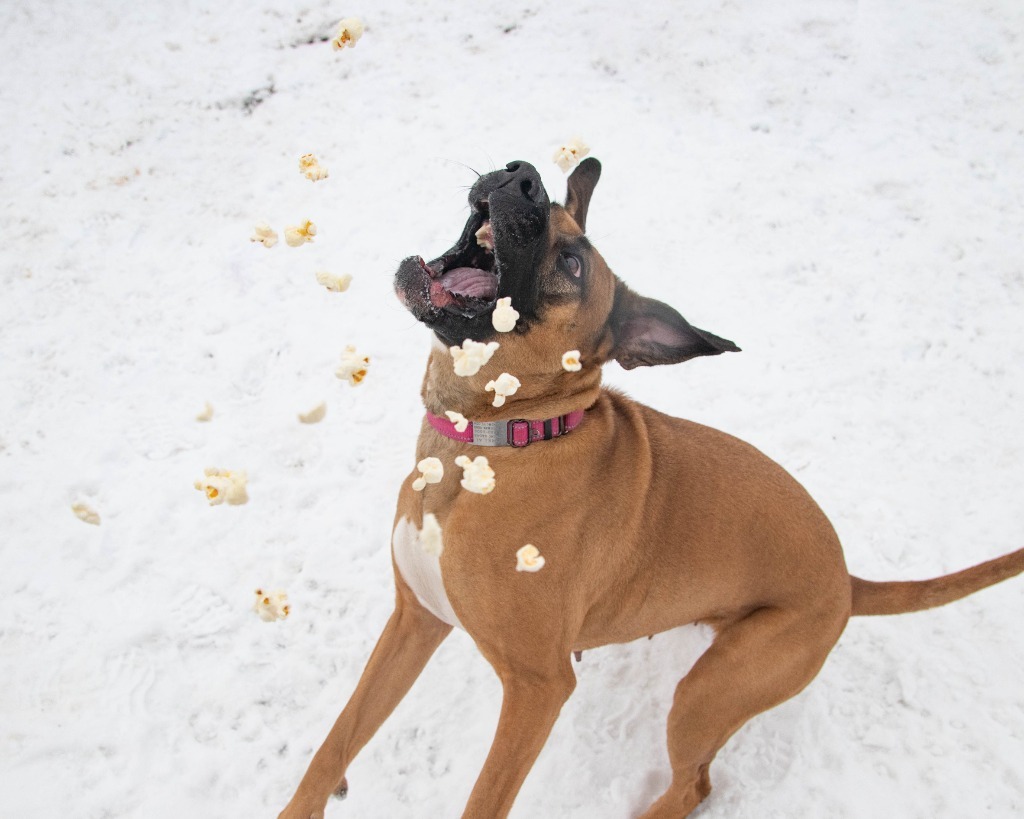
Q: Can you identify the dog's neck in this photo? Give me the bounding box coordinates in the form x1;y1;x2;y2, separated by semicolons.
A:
420;336;603;424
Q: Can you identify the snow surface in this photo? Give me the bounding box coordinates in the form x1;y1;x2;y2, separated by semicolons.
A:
2;1;1023;817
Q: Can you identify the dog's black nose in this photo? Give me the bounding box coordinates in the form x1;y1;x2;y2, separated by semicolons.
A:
504;161;544;204
469;160;550;217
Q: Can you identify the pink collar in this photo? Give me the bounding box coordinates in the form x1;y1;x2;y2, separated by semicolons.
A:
426;409;585;448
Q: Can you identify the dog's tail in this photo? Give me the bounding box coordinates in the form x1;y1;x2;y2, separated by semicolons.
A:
850;546;1024;616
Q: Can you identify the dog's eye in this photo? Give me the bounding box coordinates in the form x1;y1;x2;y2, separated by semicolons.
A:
561;252;582;278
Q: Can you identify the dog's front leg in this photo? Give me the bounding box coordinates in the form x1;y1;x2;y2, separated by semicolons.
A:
461;657;576;819
279;582;451;819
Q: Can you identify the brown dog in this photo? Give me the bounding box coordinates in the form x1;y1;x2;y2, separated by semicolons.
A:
279;159;1024;818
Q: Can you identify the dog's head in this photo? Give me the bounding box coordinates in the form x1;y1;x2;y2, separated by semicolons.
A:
394;158;738;376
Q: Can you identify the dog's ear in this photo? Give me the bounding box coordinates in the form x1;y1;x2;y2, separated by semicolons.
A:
610;282;740;369
565;158;601;232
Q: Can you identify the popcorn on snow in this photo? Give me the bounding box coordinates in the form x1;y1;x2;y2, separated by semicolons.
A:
455;454;496;495
516;544;546;573
195;401;214;422
253;588;290;622
298;401;327;424
298;153;329;182
445;410;470;433
194;468;249;506
284;219;316;247
412;457;444;491
71;502;101;526
335;345;370;386
331;17;364;50
485;372;521;407
561;350;582;372
553;137;590;173
491;297;519;333
250;222;278;248
450;339;499;377
316;270;352;292
419;513;444;557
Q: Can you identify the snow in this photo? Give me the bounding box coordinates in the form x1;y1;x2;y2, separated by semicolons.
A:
1;0;1023;817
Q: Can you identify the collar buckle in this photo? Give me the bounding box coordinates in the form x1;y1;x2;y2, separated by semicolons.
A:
506;419;532;447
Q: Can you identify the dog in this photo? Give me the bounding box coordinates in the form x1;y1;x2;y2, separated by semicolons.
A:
279;158;1024;818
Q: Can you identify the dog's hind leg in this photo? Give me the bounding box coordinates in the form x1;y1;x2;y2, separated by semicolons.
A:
278;581;451;819
639;605;847;819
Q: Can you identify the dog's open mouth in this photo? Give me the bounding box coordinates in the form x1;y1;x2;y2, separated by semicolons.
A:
418;202;500;318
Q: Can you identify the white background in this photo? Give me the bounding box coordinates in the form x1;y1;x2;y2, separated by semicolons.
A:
1;1;1022;816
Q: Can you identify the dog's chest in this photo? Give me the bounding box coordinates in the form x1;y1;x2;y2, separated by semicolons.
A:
392;516;464;629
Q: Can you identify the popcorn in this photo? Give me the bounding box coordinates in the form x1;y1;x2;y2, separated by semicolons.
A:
284;220;316;247
335;345;370;386
298;153;329;182
491;297;519;333
253;588;290;622
449;339;499;377
250;222;278;248
412;457;444;491
196;401;214;422
298;401;327;424
71;502;100;526
561;350;582;372
454;455;496;495
445;410;469;433
316;271;352;292
475;221;494;251
419;513;443;557
516;544;546;573
194;468;249;506
331;17;365;50
484;372;521;408
553;137;590;173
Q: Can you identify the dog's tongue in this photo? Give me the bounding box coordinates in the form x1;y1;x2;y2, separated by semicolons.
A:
440;267;498;300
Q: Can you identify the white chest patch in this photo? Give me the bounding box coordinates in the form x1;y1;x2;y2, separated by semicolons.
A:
392;516;464;629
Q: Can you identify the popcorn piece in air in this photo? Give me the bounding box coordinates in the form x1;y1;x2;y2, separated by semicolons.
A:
298;402;327;424
419;513;443;557
454;454;496;495
449;339;499;377
331;17;365;50
445;410;470;433
553;137;590;173
475;221;494;251
253;588;290;622
491;297;519;333
561;350;582;372
335;345;370;386
194;468;249;506
316;271;352;292
71;502;101;526
484;372;521;408
250;222;278;248
298;153;329;182
284;220;316;247
516;544;546;573
412;457;444;491
196;401;215;422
